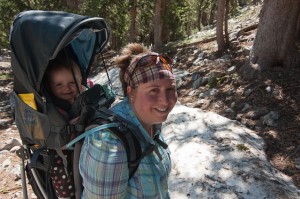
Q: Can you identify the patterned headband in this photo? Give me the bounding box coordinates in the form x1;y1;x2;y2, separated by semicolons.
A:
124;53;175;88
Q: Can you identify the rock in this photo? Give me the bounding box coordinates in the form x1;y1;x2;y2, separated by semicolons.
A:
192;72;201;81
262;111;279;127
0;138;21;151
242;103;251;112
164;105;300;199
193;77;209;89
2;158;11;168
10;145;21;153
231;102;236;108
199;88;218;98
225;108;235;113
0;118;13;128
265;86;272;92
245;108;269;120
209;71;225;78
295;157;300;170
227;65;237;74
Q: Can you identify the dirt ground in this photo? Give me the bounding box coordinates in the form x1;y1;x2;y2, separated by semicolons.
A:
1;37;300;198
174;40;300;189
0;5;299;196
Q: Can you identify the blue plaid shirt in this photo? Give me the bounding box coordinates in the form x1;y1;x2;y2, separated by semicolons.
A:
79;97;171;198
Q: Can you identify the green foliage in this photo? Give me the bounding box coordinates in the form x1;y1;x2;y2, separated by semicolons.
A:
136;1;154;45
208;76;218;88
0;0;69;49
0;73;12;80
0;0;252;51
236;144;250;151
0;0;17;48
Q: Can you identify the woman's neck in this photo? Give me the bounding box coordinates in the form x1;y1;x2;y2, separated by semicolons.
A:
145;126;153;138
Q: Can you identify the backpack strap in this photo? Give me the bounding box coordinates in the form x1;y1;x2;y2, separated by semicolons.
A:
73;141;83;199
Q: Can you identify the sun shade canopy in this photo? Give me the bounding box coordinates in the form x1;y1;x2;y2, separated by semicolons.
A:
10;10;110;93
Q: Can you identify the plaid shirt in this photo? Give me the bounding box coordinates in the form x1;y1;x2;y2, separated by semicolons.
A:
79;98;171;198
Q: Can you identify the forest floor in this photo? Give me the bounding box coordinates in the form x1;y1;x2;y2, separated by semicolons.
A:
0;3;299;198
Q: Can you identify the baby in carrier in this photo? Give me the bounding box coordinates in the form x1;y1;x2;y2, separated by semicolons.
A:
43;50;84;199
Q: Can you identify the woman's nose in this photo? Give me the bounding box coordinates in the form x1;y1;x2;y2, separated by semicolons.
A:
159;91;169;105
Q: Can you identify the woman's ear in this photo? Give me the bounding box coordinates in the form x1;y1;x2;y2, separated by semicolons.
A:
127;86;132;96
127;86;135;102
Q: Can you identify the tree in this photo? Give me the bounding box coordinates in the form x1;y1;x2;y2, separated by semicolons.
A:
65;0;80;9
216;0;226;54
240;0;300;80
128;0;138;42
154;0;164;51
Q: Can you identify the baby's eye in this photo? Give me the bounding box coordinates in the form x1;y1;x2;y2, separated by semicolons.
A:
54;83;62;88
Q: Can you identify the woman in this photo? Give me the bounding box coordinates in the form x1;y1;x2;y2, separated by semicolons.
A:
79;43;177;198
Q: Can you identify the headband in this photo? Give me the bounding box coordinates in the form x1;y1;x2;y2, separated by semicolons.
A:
124;53;175;87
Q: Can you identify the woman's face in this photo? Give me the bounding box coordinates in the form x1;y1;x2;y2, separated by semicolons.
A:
129;79;177;130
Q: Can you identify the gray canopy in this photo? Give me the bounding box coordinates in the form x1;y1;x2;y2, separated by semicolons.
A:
10;10;110;94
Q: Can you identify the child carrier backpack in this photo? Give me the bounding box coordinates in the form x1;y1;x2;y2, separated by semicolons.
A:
9;10;162;199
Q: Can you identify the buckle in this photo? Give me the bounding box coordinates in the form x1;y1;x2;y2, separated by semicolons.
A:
16;146;29;160
66;125;75;134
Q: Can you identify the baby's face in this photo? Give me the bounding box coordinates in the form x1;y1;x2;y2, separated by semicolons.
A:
49;67;79;103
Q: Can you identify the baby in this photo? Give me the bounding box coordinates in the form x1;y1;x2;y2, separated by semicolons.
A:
44;53;83;199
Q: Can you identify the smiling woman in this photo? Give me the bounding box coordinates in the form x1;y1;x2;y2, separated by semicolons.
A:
79;43;177;198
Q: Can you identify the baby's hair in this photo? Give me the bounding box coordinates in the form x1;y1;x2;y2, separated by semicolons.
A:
114;43;150;95
44;49;82;92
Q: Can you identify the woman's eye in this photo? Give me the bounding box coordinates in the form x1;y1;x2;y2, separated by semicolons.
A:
150;88;159;93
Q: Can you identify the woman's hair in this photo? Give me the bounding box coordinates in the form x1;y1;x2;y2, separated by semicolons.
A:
114;43;150;96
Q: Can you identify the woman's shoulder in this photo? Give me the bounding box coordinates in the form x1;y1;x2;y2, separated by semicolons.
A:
86;128;123;144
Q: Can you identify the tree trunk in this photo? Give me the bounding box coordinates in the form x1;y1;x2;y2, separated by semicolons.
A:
65;0;80;9
240;0;300;80
253;0;261;5
238;0;247;7
197;11;202;31
208;3;216;25
202;12;209;27
251;0;300;68
154;0;164;51
129;0;138;42
197;0;205;31
224;0;230;46
216;0;226;54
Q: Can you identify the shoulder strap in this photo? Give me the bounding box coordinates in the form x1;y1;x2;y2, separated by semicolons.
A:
65;107;146;178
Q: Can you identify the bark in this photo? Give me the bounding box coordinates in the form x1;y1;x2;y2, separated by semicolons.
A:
251;0;300;68
154;0;164;51
240;0;300;80
216;0;226;54
129;0;138;42
65;0;80;9
224;0;230;46
238;0;247;7
197;11;202;31
197;0;205;31
208;3;216;25
201;12;209;27
253;0;261;5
